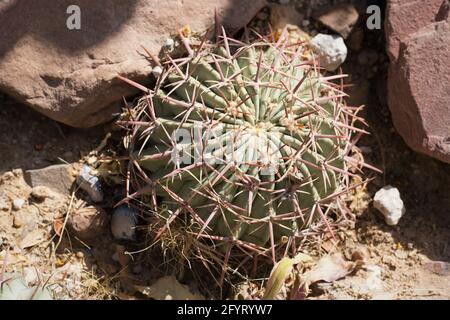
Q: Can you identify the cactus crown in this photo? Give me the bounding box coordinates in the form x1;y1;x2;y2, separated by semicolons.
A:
121;30;368;269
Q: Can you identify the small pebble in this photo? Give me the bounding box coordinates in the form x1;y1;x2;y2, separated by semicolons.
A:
31;186;50;202
111;206;138;241
13;215;23;228
152;66;163;78
373;186;406;226
76;251;85;259
12;199;25;211
68;205;108;240
163;38;175;52
310;33;348;71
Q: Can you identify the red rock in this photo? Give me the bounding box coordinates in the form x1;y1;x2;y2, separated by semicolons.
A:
0;0;266;128
386;0;450;163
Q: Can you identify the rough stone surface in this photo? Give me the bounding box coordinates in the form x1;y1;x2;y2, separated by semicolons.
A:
0;0;266;128
373;186;406;226
386;0;450;163
68;205;109;241
24;164;77;196
310;33;348;71
315;4;359;39
111;206;138;241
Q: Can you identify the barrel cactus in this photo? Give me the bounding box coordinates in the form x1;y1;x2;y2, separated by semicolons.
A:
120;31;369;268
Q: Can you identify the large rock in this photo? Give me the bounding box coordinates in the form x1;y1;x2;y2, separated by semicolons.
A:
386;0;450;163
24;164;78;196
0;0;266;128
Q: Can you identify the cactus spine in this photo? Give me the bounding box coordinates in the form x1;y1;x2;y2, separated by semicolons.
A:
120;30;370;268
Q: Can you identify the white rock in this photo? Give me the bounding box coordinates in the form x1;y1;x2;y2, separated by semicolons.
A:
111;207;138;241
373;186;405;226
310;33;348;71
163;38;175;52
12;199;25;211
152;66;163;78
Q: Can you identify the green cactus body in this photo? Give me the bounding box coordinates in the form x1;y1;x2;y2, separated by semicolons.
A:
128;39;359;253
0;273;53;300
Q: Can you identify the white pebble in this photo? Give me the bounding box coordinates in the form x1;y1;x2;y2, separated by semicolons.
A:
12;199;25;211
373;186;406;226
152;66;163;78
163;38;175;52
310;33;348;71
111;207;138;241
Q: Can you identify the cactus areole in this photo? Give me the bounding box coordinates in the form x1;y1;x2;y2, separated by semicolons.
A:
123;34;366;259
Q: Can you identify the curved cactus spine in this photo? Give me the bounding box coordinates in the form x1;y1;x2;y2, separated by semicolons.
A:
119;29;373;273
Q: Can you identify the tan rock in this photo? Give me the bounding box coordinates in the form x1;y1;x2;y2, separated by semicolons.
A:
315;4;359;39
68;204;109;240
0;0;266;128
